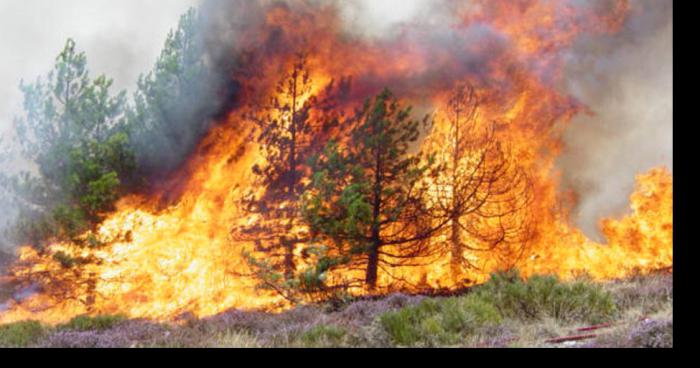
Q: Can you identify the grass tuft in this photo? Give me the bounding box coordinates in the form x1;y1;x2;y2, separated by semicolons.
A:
59;314;127;332
471;271;616;324
0;320;47;347
299;324;347;347
379;296;501;347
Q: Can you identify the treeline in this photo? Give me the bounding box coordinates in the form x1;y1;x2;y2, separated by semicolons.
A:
1;9;218;249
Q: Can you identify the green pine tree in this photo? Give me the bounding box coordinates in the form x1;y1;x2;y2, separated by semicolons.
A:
11;38;135;244
301;89;448;290
5;39;136;312
127;7;219;179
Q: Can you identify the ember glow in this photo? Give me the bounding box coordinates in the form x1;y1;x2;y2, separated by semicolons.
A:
0;0;672;324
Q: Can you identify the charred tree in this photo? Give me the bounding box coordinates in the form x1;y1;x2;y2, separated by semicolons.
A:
235;52;341;291
424;83;535;283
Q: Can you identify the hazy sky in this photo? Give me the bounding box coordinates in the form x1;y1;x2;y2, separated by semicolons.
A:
0;0;201;137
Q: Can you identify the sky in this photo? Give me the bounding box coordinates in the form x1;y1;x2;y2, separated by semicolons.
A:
0;0;201;138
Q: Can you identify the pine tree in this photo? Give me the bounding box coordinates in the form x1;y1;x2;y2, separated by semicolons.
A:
127;7;222;180
12;38;135;243
237;52;336;296
302;89;448;290
5;39;136;312
424;83;534;283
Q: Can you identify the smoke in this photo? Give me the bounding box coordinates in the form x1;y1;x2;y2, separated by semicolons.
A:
558;0;673;240
338;0;441;38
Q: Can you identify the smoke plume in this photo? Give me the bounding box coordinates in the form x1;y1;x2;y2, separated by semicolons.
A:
558;0;673;240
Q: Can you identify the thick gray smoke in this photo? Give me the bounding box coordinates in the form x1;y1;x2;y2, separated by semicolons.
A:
558;0;673;240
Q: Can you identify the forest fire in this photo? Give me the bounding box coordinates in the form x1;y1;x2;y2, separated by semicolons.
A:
0;0;672;325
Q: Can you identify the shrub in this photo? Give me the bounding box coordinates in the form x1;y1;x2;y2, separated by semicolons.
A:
628;319;673;348
59;314;127;331
210;330;263;348
0;321;47;347
299;325;347;347
608;274;673;315
472;271;616;324
379;297;501;347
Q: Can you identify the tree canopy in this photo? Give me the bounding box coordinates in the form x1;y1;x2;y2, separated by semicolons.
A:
127;8;222;180
10;38;135;244
301;89;447;291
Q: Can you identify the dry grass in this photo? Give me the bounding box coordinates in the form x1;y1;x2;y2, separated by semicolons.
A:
207;330;264;348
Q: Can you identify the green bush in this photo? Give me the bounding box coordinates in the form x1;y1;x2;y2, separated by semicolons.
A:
379;297;501;347
472;271;616;324
299;325;347;347
59;314;127;331
0;321;47;347
379;271;616;346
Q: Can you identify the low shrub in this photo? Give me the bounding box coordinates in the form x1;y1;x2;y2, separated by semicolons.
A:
379;297;501;347
210;330;263;348
472;271;616;324
299;324;347;347
59;314;127;331
0;320;47;347
628;319;673;348
379;271;617;346
608;274;673;315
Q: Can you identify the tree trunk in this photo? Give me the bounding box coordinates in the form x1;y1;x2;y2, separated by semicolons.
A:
450;218;462;282
367;118;383;290
86;272;97;313
283;236;295;280
283;70;299;281
366;236;380;290
450;108;462;283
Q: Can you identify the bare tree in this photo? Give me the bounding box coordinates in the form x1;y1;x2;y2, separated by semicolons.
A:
424;83;534;284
